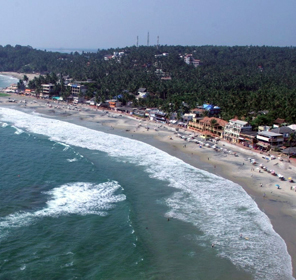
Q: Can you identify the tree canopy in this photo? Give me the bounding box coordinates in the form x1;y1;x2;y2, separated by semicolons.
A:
1;44;296;123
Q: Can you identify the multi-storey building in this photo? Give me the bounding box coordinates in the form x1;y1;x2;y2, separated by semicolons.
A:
188;117;228;138
224;119;252;143
68;83;87;96
256;131;284;149
42;83;55;95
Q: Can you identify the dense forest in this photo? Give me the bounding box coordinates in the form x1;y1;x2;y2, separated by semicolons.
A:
1;44;296;123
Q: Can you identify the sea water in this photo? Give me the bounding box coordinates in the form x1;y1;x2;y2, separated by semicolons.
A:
0;107;294;280
0;75;19;90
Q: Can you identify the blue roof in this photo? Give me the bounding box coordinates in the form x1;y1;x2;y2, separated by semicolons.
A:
113;94;123;99
203;104;220;110
203;104;213;110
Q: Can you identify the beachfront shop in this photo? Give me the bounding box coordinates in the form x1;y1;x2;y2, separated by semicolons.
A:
256;131;283;151
238;131;258;148
255;141;270;151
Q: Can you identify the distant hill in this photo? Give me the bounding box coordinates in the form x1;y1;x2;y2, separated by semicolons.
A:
1;44;296;123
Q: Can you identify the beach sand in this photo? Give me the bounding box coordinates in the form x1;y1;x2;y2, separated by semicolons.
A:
1;93;296;277
0;71;41;81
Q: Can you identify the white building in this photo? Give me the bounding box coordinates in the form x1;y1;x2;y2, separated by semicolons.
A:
42;83;55;95
67;83;87;96
224;119;252;143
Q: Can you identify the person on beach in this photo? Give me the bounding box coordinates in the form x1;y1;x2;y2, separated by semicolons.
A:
260;183;263;187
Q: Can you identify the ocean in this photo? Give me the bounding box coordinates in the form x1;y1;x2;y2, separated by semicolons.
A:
37;48;98;54
0;75;19;90
0;107;294;280
0;75;294;280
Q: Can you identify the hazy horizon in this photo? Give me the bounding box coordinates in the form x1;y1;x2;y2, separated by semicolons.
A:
1;0;296;50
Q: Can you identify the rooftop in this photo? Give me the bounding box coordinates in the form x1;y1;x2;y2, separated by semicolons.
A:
258;131;283;137
230;119;249;126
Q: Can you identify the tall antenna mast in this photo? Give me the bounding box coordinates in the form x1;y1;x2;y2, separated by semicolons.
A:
136;36;139;47
157;36;159;49
147;32;149;46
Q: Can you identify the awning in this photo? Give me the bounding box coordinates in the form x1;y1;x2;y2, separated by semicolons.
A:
239;137;245;140
257;142;269;147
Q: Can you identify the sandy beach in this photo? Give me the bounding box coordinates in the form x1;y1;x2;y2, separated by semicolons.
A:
0;72;41;81
1;93;296;277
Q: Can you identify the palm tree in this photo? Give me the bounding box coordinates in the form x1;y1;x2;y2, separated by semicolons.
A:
17;79;25;91
23;75;29;83
210;119;217;132
288;132;296;147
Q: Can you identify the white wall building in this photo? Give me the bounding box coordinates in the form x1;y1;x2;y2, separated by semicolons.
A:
224;119;252;143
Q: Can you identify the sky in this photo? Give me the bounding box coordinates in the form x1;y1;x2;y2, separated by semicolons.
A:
1;0;296;50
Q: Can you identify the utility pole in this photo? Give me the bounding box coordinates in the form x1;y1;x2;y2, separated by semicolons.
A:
136;36;139;47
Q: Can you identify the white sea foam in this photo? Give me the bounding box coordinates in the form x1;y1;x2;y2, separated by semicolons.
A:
67;158;78;162
0;181;125;236
0;107;294;280
20;264;26;271
11;125;24;135
0;74;18;81
54;141;71;151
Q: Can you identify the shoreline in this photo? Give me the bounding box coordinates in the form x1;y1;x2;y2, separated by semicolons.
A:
1;93;296;277
0;71;41;81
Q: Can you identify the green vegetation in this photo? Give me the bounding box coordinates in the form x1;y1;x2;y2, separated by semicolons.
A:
0;93;10;97
1;44;296;123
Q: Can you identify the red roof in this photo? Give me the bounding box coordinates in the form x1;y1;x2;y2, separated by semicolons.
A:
191;108;205;112
202;131;213;135
274;118;285;124
200;117;228;127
